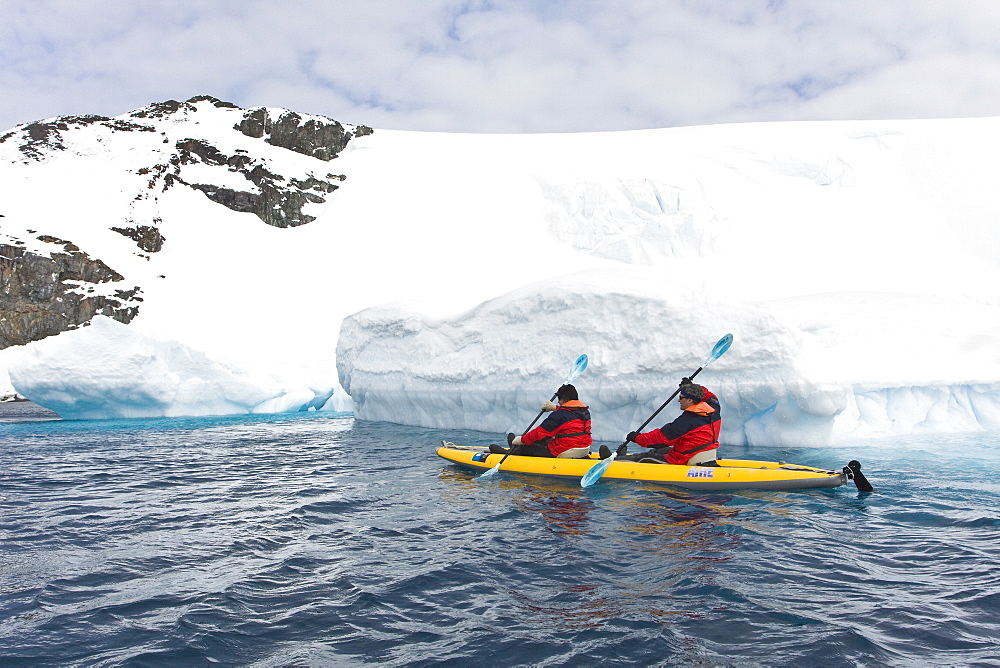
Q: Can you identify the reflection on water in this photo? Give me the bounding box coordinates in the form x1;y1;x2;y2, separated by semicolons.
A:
0;400;61;422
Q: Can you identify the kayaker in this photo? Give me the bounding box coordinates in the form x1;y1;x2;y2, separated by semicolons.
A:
602;381;721;465
489;384;592;458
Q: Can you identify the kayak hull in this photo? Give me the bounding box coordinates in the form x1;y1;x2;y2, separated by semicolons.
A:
437;445;847;491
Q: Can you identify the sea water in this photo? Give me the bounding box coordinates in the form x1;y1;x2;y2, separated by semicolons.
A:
1;402;999;667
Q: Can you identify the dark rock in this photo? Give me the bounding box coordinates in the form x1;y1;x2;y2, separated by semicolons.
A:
169;138;343;227
234;107;373;161
186;95;240;109
0;115;120;160
176;138;231;166
110;225;166;253
0;240;141;349
187;183;259;214
101;119;157;133
236;107;270;139
130;99;196;119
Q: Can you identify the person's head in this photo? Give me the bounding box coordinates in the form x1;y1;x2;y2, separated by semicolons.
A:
556;384;578;404
678;383;705;406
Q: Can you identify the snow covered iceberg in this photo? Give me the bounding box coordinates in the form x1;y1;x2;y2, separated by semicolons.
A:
338;268;1000;445
9;317;344;420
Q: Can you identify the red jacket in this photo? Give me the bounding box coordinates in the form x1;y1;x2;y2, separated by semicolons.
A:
522;400;593;456
634;390;721;465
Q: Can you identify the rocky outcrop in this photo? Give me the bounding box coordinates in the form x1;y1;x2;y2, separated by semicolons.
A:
0;115;105;160
168;137;348;227
129;95;239;120
0;115;157;161
236;107;373;161
0;238;141;349
110;225;166;253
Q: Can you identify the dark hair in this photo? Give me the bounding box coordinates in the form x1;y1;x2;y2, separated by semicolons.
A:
679;383;705;402
556;384;578;402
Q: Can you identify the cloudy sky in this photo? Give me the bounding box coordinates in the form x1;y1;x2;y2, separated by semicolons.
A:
3;0;1000;134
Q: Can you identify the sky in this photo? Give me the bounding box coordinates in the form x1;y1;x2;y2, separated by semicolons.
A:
2;1;1000;134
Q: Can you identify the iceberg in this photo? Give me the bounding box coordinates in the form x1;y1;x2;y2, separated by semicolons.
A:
9;317;343;420
338;269;1000;445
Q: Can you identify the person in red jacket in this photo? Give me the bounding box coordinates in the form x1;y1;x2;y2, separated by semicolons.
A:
490;384;592;458
603;381;721;465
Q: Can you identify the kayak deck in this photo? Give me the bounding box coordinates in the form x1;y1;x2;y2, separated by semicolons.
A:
437;444;848;491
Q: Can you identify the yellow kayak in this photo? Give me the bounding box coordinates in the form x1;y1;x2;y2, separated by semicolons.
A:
437;443;856;491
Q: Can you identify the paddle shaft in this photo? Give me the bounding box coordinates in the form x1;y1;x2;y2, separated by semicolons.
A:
521;392;558;435
493;390;559;468
621;365;706;447
581;335;731;488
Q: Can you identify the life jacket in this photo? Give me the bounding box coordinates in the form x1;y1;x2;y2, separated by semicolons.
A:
633;391;721;465
522;400;593;456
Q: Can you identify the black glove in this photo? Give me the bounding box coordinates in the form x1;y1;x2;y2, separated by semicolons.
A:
625;431;638;443
679;377;692;387
507;432;516;446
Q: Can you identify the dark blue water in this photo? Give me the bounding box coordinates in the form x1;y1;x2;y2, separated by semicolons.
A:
2;402;999;667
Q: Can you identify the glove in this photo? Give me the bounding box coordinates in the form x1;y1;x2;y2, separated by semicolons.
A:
541;400;557;412
625;431;638;443
511;436;524;446
507;432;516;446
679;377;692;387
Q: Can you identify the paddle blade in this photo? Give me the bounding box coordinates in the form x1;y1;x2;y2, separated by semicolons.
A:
477;462;502;479
703;333;733;366
846;460;874;493
581;452;616;487
565;354;589;384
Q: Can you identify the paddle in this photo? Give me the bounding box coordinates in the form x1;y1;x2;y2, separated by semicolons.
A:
580;333;733;488
844;460;874;493
477;354;589;480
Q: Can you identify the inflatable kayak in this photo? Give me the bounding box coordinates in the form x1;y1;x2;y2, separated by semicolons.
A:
437;443;871;492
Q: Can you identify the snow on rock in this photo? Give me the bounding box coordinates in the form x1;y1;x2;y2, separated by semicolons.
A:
9;317;338;419
338;268;1000;445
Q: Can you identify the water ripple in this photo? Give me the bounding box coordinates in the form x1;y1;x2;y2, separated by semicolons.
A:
2;405;999;665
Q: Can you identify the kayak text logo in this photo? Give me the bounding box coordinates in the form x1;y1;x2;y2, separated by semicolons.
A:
686;468;715;479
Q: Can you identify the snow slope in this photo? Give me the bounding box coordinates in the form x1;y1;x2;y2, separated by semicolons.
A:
2;100;999;444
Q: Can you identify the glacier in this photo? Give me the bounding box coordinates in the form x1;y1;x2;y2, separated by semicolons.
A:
2;99;1000;445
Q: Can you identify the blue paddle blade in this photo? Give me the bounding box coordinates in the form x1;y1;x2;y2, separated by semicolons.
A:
704;334;733;366
477;462;501;479
580;452;616;487
565;353;589;384
481;354;589;482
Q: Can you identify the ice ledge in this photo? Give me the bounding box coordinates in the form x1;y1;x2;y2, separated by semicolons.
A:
9;317;340;420
337;269;1000;446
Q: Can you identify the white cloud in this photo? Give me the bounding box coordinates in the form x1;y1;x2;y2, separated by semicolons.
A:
1;0;999;132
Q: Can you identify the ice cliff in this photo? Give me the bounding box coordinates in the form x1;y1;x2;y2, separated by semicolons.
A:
338;269;1000;445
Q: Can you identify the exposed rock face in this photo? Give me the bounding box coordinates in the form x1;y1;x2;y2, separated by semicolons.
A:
0;238;141;349
168;136;347;227
110;225;166;253
0;115;156;161
236;107;374;161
